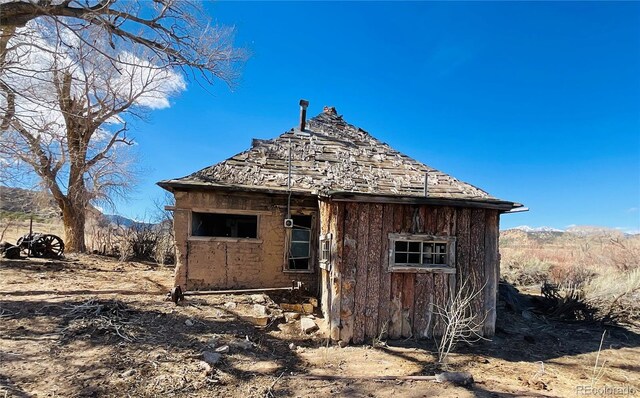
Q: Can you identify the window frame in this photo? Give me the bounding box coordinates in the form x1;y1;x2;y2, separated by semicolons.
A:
188;209;262;242
283;213;317;273
388;233;456;274
319;233;332;271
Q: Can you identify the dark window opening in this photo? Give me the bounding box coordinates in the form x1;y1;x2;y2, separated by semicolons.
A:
191;212;258;238
288;215;312;270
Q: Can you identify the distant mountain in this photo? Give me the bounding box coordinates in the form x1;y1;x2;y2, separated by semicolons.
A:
507;225;564;233
0;186;60;219
102;214;152;228
0;186;140;226
504;225;639;238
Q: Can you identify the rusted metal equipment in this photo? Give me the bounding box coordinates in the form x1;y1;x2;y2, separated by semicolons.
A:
169;281;304;304
17;232;65;258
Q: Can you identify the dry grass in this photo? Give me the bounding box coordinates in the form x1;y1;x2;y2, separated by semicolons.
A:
501;229;640;328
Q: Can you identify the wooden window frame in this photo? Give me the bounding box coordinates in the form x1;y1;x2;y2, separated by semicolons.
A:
388;233;456;274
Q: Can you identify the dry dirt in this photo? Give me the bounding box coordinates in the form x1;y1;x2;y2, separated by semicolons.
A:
1;255;639;398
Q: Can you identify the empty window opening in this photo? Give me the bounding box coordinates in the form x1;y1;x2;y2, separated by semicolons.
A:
191;212;258;238
288;215;312;270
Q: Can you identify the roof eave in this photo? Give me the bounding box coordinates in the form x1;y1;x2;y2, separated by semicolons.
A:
321;190;524;212
156;179;316;197
159;180;524;211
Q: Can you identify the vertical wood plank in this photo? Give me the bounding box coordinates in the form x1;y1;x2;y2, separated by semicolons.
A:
365;203;383;340
456;208;472;298
414;206;436;338
432;272;448;336
388;205;404;339
377;204;394;338
339;202;359;344
352;203;370;344
483;210;499;336
401;273;415;337
401;206;417;337
470;208;486;327
330;202;345;341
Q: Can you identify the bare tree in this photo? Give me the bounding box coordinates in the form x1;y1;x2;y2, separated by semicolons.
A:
0;22;187;252
434;281;488;365
0;1;244;252
0;0;244;80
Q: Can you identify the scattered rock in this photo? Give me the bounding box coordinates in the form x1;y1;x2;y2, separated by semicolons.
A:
280;303;314;314
198;360;213;374
121;369;136;378
300;317;318;334
239;315;270;326
207;336;220;348
288;342;296;350
253;304;268;316
250;294;266;303
435;371;474;387
284;312;300;322
215;345;230;353
185;319;194;327
224;302;237;310
202;351;222;365
230;337;254;350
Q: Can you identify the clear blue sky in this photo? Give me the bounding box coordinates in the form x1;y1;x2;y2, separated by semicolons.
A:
121;1;640;233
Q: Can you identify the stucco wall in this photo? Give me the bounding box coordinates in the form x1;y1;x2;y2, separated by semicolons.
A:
172;190;318;293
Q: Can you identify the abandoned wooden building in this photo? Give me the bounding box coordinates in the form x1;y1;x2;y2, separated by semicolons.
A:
158;101;523;343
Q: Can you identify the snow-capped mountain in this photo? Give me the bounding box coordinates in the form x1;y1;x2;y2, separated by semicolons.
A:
507;225;564;233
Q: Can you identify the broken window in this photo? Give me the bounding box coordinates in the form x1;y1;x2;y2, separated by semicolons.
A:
287;215;312;270
389;234;456;272
191;212;258;239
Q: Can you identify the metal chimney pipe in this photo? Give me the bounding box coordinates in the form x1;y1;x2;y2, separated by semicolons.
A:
299;99;309;131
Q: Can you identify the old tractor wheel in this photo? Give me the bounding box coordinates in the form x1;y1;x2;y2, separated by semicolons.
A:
32;234;64;258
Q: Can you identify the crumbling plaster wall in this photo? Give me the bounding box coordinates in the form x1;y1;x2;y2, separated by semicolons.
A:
172;190;318;293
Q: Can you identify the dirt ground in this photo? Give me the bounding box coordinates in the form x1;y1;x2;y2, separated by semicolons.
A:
1;255;639;398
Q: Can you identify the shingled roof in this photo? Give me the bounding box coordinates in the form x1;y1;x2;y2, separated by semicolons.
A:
159;107;521;209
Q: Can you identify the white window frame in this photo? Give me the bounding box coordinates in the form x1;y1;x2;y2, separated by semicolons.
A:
319;233;332;271
388;233;456;274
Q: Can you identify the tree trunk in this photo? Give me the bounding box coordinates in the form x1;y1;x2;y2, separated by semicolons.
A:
62;201;86;253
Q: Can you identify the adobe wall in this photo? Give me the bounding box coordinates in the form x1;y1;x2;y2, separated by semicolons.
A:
172;190;319;294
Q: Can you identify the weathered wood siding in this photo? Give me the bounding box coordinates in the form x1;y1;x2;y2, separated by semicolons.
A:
173;190;318;293
319;200;500;343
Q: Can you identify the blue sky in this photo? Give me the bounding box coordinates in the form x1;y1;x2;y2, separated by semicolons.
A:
122;1;639;233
